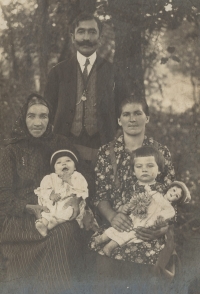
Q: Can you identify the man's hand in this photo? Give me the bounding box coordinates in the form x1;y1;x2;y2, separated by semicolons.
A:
110;212;132;232
135;225;169;241
49;190;61;204
63;195;81;220
26;204;49;219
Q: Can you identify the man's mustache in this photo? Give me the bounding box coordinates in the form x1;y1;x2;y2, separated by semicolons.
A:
75;40;98;47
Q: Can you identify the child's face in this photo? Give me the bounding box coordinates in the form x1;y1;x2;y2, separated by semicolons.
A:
54;156;75;177
164;186;182;202
134;156;159;184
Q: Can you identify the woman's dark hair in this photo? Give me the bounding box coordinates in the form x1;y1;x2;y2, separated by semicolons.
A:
70;12;103;34
132;146;165;173
118;95;149;117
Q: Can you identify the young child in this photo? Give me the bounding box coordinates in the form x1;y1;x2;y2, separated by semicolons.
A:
34;149;88;237
95;146;191;256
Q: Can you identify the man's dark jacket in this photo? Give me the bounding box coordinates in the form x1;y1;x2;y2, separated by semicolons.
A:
44;55;127;145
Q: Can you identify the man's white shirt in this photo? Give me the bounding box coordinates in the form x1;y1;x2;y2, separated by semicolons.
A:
77;51;97;75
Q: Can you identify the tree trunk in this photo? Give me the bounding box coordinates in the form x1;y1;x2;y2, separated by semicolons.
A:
58;0;81;62
1;6;19;81
109;0;145;98
37;0;50;92
79;0;96;13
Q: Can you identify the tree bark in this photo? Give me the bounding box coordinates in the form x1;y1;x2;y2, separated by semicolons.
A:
1;6;19;81
37;0;50;92
79;0;96;13
109;0;145;98
58;0;81;62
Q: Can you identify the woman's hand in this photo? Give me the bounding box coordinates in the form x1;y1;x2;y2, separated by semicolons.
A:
135;224;169;241
117;204;130;214
110;212;132;232
97;200;132;232
26;204;49;219
63;195;81;220
49;190;61;204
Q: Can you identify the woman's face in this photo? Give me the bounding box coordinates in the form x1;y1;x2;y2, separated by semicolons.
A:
26;104;49;137
118;103;149;136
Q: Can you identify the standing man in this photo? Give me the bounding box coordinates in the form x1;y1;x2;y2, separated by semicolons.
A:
44;12;127;162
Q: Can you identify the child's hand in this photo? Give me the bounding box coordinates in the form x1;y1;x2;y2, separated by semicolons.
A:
49;190;61;204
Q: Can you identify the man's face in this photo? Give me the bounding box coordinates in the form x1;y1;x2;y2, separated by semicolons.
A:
134;156;159;184
26;104;49;138
72;19;100;56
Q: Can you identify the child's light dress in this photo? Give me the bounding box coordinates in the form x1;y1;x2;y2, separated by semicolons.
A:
34;171;88;228
105;187;175;245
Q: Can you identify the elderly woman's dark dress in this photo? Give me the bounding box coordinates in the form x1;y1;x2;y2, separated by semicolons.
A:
0;97;83;293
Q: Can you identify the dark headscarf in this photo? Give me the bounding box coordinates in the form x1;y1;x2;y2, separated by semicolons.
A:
7;93;53;145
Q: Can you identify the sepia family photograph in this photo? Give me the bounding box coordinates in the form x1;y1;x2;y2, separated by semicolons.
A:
0;0;200;293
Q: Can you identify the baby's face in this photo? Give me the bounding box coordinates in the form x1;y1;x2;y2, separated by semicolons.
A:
54;156;75;177
134;156;159;184
164;186;182;202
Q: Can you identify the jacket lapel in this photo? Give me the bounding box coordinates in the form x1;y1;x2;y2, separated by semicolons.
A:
63;55;77;112
96;56;108;106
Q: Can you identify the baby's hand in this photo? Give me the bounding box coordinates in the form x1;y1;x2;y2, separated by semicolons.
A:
154;216;168;228
49;190;61;204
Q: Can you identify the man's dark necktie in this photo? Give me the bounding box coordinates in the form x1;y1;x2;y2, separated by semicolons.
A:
82;58;90;83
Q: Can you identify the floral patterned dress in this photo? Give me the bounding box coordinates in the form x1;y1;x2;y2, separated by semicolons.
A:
89;135;175;265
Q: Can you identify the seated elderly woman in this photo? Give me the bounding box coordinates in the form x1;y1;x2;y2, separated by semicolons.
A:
0;93;85;293
89;95;176;292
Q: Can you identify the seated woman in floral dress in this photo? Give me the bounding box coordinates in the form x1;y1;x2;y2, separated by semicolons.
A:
88;95;176;292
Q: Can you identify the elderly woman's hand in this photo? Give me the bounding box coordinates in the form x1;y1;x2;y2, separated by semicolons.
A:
135;224;169;241
110;212;132;232
62;195;81;220
26;204;50;219
49;190;61;204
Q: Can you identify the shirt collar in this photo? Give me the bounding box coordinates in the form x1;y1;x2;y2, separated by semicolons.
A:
77;51;97;66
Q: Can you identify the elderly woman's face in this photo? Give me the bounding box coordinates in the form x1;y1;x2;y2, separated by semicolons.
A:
118;103;149;136
26;104;49;137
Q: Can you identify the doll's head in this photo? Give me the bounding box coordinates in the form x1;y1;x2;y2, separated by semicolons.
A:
132;146;165;185
164;181;191;205
50;150;78;177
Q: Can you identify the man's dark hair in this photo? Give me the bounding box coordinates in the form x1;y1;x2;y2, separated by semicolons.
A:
70;12;103;34
118;94;149;117
132;146;165;173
